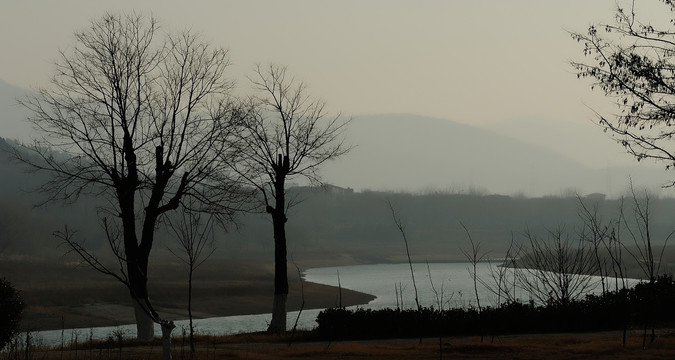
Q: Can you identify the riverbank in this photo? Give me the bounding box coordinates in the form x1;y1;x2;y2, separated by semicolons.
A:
2;258;375;332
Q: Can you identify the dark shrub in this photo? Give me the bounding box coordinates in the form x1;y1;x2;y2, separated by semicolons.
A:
316;275;675;341
0;278;24;349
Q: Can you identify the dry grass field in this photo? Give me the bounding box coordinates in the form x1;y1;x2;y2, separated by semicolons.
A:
7;330;675;360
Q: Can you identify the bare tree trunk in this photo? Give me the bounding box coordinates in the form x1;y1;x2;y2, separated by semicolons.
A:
128;252;155;340
269;294;288;333
160;321;175;360
132;300;155;340
268;174;289;333
267;160;290;334
288;263;305;346
268;219;288;332
188;268;195;353
129;272;155;339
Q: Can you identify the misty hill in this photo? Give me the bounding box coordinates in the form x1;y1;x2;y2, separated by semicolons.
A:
0;137;103;258
484;115;638;169
0;78;32;142
247;186;675;263
2;79;675;264
2;79;672;197
3;138;675;270
319;114;674;197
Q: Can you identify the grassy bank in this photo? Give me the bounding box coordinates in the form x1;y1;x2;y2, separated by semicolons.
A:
4;329;675;360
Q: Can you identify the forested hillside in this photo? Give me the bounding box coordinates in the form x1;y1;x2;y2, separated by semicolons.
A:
3;138;675;266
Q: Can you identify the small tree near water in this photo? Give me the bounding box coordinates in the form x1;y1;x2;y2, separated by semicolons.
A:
167;207;216;354
0;278;23;350
517;226;596;305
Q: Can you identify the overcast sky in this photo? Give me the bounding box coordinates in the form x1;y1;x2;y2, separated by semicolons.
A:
2;1;642;122
2;1;672;194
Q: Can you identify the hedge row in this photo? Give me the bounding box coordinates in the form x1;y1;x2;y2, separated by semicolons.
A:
315;275;675;340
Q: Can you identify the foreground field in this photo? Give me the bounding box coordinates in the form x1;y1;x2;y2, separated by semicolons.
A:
215;332;675;360
7;330;675;360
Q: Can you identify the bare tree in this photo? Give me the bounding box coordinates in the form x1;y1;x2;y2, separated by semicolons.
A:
229;64;350;333
571;1;675;177
388;202;424;345
460;222;486;313
480;233;522;306
621;183;672;283
616;182;675;346
167;207;216;355
577;195;629;292
389;202;421;312
517;226;596;305
576;195;613;294
18;13;248;342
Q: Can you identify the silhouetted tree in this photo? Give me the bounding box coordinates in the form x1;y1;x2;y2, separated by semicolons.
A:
517;226;596;305
576;195;613;294
18;12;248;342
620;183;673;284
619;183;672;346
0;278;23;350
230;64;349;333
572;1;675;176
389;202;421;312
480;234;522;306
460;222;486;313
575;193;634;295
167;206;216;355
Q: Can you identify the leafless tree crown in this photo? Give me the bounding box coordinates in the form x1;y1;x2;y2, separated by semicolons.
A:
19;12;247;219
233;64;350;203
571;1;675;180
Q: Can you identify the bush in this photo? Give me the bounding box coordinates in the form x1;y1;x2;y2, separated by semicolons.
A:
0;278;24;349
315;279;675;340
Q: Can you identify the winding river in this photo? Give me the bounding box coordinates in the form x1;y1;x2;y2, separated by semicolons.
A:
28;262;632;346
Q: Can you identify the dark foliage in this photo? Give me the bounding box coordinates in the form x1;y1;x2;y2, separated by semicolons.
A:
0;278;23;349
316;276;675;340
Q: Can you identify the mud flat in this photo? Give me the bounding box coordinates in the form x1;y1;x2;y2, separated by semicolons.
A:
2;258;374;331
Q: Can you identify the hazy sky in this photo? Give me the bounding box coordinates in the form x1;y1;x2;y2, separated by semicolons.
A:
1;1;671;192
1;1;644;123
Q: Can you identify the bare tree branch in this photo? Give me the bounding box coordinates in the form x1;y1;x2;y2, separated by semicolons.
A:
571;1;675;178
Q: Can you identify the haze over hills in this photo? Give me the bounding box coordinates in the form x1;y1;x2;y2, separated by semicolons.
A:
3;77;675;263
319;114;674;198
1;79;673;198
0;78;31;142
484;115;638;169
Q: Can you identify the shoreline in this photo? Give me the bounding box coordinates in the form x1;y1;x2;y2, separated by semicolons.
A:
22;282;376;332
7;259;376;332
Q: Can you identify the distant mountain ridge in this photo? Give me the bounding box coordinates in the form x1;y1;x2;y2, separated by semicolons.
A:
484;115;640;169
319;113;673;197
1;79;672;197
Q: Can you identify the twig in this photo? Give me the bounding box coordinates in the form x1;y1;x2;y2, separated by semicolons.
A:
288;260;305;346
